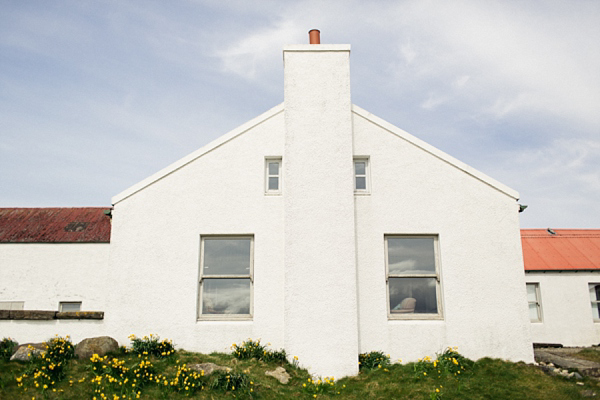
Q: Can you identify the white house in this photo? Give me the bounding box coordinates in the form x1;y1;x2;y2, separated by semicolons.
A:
523;229;600;347
0;32;535;378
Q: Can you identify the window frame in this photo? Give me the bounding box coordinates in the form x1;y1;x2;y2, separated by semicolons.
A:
526;283;543;323
353;157;370;194
265;157;282;195
385;235;443;320
590;283;600;322
0;301;24;311
59;301;82;312
197;235;254;321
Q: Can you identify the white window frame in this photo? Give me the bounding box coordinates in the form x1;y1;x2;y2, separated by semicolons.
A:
385;235;443;320
526;283;543;322
59;301;82;312
198;235;254;320
354;157;370;194
590;283;600;322
265;157;282;195
0;301;24;310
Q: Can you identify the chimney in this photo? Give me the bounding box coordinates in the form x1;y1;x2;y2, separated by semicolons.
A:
308;29;320;44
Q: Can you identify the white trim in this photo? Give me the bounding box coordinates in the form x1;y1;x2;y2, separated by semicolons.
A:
352;105;520;200
353;157;370;194
265;157;282;195
112;104;284;204
283;44;351;52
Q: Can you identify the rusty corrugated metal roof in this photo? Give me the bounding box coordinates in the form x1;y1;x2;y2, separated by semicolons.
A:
521;229;600;271
0;208;111;243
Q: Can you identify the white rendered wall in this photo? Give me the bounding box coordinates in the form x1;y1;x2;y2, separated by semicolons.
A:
106;109;286;354
527;271;600;346
0;243;109;343
283;44;359;378
352;110;534;364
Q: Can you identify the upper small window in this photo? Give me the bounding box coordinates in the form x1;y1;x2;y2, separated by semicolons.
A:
386;236;442;319
590;284;600;322
59;302;82;312
354;158;369;193
526;283;542;322
265;158;282;194
0;301;24;311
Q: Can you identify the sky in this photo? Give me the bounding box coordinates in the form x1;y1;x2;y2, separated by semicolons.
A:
1;0;599;228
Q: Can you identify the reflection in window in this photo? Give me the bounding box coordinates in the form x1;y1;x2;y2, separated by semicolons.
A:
590;283;600;321
526;283;542;322
386;236;442;317
199;237;253;318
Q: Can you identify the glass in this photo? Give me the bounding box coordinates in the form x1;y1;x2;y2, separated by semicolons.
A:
268;162;279;175
389;277;437;314
268;177;279;190
202;278;250;314
529;303;540;321
355;176;366;190
203;238;251;275
388;238;435;274
355;162;365;175
60;302;81;312
526;284;537;302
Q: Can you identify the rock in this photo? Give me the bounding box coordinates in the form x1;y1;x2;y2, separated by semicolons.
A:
581;390;596;397
10;343;46;361
574;372;583;379
548;363;555;368
577;382;585;386
188;362;231;375
265;366;290;384
75;336;119;360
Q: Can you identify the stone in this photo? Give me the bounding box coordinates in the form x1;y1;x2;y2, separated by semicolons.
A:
265;366;291;384
574;372;584;379
581;390;596;397
10;343;46;361
188;362;231;376
56;311;104;320
577;382;585;386
75;336;119;360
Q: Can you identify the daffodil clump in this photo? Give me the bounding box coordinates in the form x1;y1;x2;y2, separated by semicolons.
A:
413;347;474;399
358;351;391;371
128;334;175;359
231;338;288;363
168;363;208;395
87;354;158;399
210;370;252;394
302;376;345;397
0;337;18;361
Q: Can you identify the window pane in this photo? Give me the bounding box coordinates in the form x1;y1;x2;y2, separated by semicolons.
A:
355;176;366;190
268;177;279;190
60;302;81;312
0;302;11;310
526;284;537;302
202;278;250;314
593;302;600;320
590;284;600;301
528;303;540;321
203;239;251;275
388;238;436;274
355;162;365;175
389;277;438;314
268;162;279;175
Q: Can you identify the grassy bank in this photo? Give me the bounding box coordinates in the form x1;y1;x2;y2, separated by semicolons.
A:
0;336;598;399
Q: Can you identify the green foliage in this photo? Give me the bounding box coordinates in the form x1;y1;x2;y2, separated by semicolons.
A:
231;338;289;364
210;370;251;394
0;338;18;361
302;376;345;396
129;333;175;358
168;363;208;395
359;351;391;371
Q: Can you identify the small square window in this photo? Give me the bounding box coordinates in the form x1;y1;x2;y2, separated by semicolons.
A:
265;158;282;194
526;283;542;322
0;301;24;310
59;302;81;312
590;283;600;322
354;158;369;193
198;236;253;319
386;235;443;319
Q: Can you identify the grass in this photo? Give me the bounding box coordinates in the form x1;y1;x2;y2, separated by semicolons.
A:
1;341;598;399
573;347;600;363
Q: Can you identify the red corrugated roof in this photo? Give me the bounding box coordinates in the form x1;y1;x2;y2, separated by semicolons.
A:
521;229;600;271
0;208;111;243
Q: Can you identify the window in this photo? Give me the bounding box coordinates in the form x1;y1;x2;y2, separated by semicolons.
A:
0;301;24;310
590;284;600;321
59;302;81;312
199;236;253;319
265;158;282;194
526;283;542;322
386;236;442;318
354;158;369;193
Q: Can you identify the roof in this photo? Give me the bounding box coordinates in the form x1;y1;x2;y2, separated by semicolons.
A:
521;229;600;271
0;208;111;243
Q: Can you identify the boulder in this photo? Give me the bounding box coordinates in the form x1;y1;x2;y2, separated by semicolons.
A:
265;366;291;384
75;336;119;360
10;343;46;361
189;362;231;375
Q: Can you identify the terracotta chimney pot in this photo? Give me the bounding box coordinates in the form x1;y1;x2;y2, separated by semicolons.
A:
309;29;320;44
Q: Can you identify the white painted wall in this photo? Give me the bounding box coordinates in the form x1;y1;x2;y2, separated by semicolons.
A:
0;243;109;343
352;109;534;364
283;44;359;378
527;271;600;346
